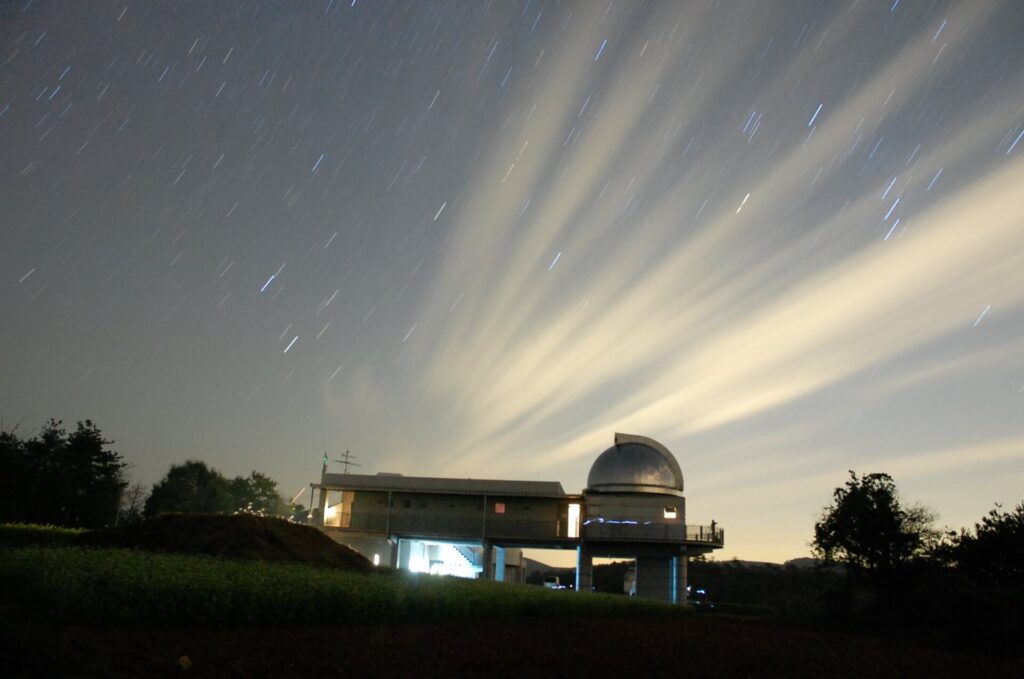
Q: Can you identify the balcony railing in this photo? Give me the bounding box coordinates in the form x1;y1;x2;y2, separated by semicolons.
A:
582;519;724;545
686;524;724;545
322;508;723;547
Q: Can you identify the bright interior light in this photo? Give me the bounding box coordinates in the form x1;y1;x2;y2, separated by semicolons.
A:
568;503;581;538
403;540;482;579
373;553;380;566
408;554;429;574
663;507;677;519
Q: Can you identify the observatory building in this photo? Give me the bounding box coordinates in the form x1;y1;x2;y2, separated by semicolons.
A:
310;433;723;602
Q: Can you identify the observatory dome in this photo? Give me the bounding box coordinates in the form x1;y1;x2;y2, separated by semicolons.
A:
585;433;684;496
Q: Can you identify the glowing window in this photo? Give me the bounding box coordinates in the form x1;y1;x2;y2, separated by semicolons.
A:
568;503;581;538
664;506;677;519
494;502;506;514
373;553;380;566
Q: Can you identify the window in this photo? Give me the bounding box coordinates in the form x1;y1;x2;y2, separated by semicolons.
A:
403;499;412;509
664;506;678;519
494;502;506;514
568;503;581;538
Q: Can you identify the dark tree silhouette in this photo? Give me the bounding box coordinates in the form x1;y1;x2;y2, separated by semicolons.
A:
0;427;29;521
952;501;1024;586
812;471;936;577
119;482;148;525
145;461;288;517
144;460;234;516
228;471;288;516
0;419;127;528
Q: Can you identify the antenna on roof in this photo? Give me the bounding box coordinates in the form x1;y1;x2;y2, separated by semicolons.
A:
333;449;361;474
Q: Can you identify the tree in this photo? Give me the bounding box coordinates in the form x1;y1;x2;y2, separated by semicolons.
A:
144;460;234;516
62;421;129;527
119;482;148;525
144;462;289;517
228;471;288;516
952;501;1024;586
813;471;936;578
0;426;29;521
0;419;127;528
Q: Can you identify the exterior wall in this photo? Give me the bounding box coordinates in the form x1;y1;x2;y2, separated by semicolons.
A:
350;490;389;531
389;493;484;537
582;493;685;542
321;487;571;543
485;496;563;541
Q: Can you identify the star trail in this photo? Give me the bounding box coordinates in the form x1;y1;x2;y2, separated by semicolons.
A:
2;1;1023;561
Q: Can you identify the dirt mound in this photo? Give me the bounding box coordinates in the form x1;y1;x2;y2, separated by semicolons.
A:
80;514;371;572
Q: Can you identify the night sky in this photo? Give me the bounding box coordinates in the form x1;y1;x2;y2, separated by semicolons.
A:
3;1;1024;562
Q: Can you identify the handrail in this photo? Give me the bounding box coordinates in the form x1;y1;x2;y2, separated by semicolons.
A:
686;524;724;545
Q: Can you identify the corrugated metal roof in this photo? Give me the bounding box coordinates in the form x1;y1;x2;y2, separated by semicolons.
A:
319;472;566;497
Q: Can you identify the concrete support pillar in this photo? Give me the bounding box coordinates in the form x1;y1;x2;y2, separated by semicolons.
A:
636;555;673;602
315;487;328;527
671;556;679;604
575;544;593;593
397;539;412;571
481;543;494;580
669;555;689;604
494;546;506;582
678;552;689;604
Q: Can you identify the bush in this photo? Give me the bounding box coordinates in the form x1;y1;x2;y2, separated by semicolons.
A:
0;523;84;547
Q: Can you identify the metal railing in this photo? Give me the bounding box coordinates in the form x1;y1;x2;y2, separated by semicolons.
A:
686;524;724;545
322;508;723;547
581;520;724;545
583;519;684;542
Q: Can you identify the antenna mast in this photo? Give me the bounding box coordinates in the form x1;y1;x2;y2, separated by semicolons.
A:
333;449;361;474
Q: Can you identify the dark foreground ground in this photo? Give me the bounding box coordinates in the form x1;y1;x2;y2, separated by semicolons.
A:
3;613;1021;678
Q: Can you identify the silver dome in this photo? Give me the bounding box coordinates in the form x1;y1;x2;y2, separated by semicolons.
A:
585;433;684;496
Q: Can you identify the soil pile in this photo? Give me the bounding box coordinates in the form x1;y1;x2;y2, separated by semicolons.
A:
79;514;371;572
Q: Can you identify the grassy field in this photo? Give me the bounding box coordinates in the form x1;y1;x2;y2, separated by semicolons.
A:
3;524;1023;676
0;544;681;628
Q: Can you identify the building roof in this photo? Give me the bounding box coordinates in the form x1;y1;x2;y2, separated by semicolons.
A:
586;433;684;496
319;472;567;498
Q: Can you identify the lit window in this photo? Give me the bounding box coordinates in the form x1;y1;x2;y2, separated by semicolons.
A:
494;502;506;514
664;506;677;519
568;503;581;538
373;553;380;566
